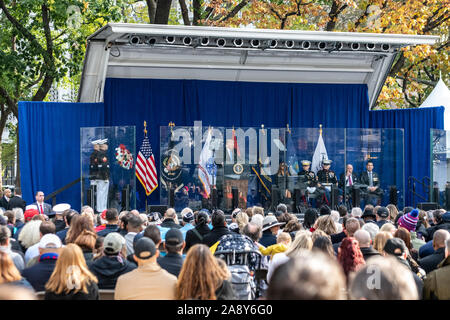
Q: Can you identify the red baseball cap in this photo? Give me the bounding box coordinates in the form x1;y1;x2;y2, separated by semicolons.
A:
24;209;40;222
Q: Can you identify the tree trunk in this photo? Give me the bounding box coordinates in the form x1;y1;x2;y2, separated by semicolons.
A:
15;125;20;190
193;0;203;25
154;0;173;24
146;0;157;23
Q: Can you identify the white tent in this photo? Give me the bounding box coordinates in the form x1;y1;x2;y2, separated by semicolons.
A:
420;78;450;130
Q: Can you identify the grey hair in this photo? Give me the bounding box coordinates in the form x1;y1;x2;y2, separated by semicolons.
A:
351;207;362;218
18;220;42;249
13;208;24;222
362;223;380;241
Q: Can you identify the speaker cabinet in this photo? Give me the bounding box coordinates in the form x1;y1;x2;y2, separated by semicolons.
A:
232;187;239;210
352;187;361;208
389;186;398;206
271;187;280;211
121;185;130;211
293;188;301;213
418;202;439;211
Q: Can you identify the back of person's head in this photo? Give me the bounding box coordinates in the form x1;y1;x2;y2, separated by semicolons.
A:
143;225;162;245
176;244;228;300
235;211;249;233
387;204;399;221
403;207;413;214
0;251;22;284
127;214;143;231
354;229;371;248
63;209;78;226
164;228;185;254
0;284;36;300
266;250;346;299
285;230;313;257
433;229;450;248
380;222;396;235
245;208;254;219
319;205;331;216
243;222;262;242
211;210;226;228
351;207;362;218
373;231;394;253
18;220;42;249
432;209;445;224
45;243;98;294
252;206;264;217
74;229;97;251
14;189;22;196
4;211;15;224
361;222;379;241
250;214;264;229
277;232;291;244
330;210;340;223
105;208;119;222
394;227;412;250
312;235;335;258
39;221;56;236
315;215;337;236
66;215;94;244
303;208;318;229
0;225;11;245
284;219;302;233
311;229;329;243
195;211;209;226
338;205;348;218
103;232;125;256
362;205;374;220
13;208;24;223
165;208;177;220
349;256;418;300
337;237;365;278
276;204;287;214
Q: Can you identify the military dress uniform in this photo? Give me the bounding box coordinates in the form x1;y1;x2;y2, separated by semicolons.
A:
317;159;338;205
298;160;319;206
90;138;110;213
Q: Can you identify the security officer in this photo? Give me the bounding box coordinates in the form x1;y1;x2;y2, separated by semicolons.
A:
317;159;338;206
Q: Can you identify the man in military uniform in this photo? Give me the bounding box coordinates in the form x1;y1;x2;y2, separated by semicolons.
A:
317;159;338;206
92;138;110;213
298;160;318;206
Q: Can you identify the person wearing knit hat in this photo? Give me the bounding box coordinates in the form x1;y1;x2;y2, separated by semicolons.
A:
398;208;419;232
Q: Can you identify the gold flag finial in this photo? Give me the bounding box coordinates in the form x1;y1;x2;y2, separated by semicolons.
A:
319;124;323;136
144;121;147;137
287;123;290;134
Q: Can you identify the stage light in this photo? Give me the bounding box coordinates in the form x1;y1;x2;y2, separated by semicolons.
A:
233;38;244;47
250;39;260;47
269;40;278;48
301;41;311;49
183;37;192;45
201;37;209;46
129;35;141;45
351;42;360;50
366;43;376;50
381;44;390;51
216;38;226;47
285;40;295;49
318;42;327;51
166;36;175;44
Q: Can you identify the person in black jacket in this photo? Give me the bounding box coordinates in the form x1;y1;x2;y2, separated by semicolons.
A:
160;208;182;229
8;189;26;212
359;161;383;206
21;234;63;292
354;229;380;262
202;210;232;248
158;228;185;277
425;211;450;242
88;232;135;289
45;244;99;300
419;229;450;274
259;215;284;248
96;208;120;237
0;188;11;210
185;211;211;252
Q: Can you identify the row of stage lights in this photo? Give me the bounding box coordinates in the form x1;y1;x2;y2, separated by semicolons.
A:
128;34;392;52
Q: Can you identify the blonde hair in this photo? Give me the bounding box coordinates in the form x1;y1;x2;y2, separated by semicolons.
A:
81;210;95;226
45;244;98;295
311;229;330;243
0;251;22;284
252;206;264;217
315;215;337;236
373;231;393;253
285;230;313;257
277;232;291;244
18;220;42;249
235;211;249;233
386;204;398;221
380;223;396;235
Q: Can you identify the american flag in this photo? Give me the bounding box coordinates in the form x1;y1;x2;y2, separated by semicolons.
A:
136;134;158;196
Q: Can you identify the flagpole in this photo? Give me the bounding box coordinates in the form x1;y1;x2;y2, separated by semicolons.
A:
144;121;148;213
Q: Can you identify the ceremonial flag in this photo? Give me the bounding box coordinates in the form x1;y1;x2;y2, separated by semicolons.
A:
136;124;158;196
311;127;328;174
198;129;217;198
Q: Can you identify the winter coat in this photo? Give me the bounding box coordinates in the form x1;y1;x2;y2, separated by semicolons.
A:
88;255;136;289
423;255;450;300
45;281;99;300
202;226;233;248
419;247;446;274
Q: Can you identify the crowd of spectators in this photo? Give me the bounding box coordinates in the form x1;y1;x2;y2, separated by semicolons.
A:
1;197;450;300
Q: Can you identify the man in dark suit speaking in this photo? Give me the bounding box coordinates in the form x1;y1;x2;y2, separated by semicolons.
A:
31;191;52;216
359;161;383;206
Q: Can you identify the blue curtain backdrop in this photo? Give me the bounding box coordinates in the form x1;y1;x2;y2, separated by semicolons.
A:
369;107;444;207
104;78;370;209
19;102;104;211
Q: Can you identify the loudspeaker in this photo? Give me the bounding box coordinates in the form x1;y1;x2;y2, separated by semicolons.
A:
211;188;218;209
168;188;175;208
352;187;361;208
121;185;130;211
331;185;339;209
389;186;398;206
271;187;280;211
418;202;439;211
446;186;450;211
293;188;301;213
148;205;167;215
232;187;239;210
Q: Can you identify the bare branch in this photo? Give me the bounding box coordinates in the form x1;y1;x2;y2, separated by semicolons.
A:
219;0;249;23
179;0;190;25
